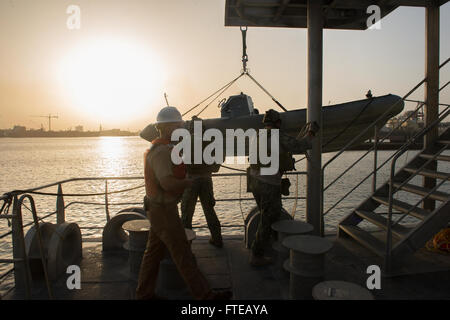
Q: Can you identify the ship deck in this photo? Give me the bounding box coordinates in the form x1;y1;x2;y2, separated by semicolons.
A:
4;233;450;300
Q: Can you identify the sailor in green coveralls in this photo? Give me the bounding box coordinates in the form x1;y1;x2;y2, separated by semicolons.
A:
248;109;319;266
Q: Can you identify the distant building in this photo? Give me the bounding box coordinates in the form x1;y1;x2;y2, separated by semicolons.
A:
12;125;26;135
75;125;84;132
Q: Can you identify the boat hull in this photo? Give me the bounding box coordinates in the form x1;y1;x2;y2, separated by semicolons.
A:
140;94;404;155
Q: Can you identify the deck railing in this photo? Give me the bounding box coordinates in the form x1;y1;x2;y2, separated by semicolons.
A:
0;170;306;298
321;57;450;232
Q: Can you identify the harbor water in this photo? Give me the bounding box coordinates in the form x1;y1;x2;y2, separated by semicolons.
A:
0;136;449;294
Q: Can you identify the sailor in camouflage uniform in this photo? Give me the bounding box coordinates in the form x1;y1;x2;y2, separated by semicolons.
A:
181;117;223;248
181;165;223;247
248;109;319;266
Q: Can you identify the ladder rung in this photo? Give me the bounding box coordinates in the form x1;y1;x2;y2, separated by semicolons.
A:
437;140;450;145
355;210;411;238
393;183;449;202
403;167;450;180
339;225;385;257
372;196;430;220
420;154;450;162
0;215;15;219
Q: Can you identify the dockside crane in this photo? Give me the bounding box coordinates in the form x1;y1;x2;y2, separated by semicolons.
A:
31;114;59;131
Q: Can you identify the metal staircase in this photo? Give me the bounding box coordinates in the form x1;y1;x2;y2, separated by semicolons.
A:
320;57;450;272
338;126;450;269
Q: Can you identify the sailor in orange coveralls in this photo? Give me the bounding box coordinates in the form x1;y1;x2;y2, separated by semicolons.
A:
135;106;232;300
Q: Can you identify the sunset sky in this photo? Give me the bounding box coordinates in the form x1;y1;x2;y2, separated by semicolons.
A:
0;0;449;132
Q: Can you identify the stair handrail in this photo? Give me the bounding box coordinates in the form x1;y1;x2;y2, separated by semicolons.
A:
388;123;449;215
324;96;450;196
321;57;450;220
391;146;449;228
387;107;449;205
322;100;428;216
385;107;450;270
323;100;425;193
323;57;449;172
404;98;450;108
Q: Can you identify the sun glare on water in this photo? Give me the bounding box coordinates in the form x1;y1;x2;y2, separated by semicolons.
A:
58;38;165;123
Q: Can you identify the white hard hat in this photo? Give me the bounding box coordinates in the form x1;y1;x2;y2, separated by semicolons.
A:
156;106;183;124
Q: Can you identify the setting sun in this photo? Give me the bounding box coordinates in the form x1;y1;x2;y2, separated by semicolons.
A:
58;38;165;123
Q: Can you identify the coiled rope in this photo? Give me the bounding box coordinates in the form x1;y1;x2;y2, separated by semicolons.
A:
426;228;450;254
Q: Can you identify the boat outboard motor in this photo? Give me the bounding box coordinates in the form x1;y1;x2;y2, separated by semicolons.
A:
220;92;255;118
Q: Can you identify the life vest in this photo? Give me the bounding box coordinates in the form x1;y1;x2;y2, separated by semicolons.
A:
144;138;186;200
185;130;222;175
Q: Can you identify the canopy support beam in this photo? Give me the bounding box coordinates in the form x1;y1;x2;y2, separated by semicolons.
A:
423;0;440;211
306;0;323;236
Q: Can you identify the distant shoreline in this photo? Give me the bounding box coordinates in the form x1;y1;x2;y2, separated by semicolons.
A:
0;131;139;138
0;135;422;150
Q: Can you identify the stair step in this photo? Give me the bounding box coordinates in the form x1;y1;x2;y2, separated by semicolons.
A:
391;201;450;258
355;210;411;238
372;196;430;220
420;154;450;162
393;183;449;202
339;225;385;257
403;167;450;180
437;140;450;145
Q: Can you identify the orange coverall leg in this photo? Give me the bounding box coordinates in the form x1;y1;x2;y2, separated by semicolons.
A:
135;202;211;299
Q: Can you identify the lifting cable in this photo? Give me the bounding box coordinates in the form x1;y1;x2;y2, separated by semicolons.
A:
245;72;288;112
181;73;244;117
181;26;288;118
184;25;374;163
195;73;245;117
240;25;288;112
241;26;248;74
184;24;358;196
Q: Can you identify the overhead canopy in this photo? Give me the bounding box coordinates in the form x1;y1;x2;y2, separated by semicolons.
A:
224;0;449;30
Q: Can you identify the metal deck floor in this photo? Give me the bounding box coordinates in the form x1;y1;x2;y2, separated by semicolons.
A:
4;234;450;300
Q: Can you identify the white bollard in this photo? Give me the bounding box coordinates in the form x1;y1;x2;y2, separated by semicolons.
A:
283;235;333;299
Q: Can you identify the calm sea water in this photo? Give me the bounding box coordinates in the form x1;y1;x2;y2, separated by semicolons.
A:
0;137;449;293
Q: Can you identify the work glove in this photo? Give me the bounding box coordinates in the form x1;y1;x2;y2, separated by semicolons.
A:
308;121;320;136
297;121;319;139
